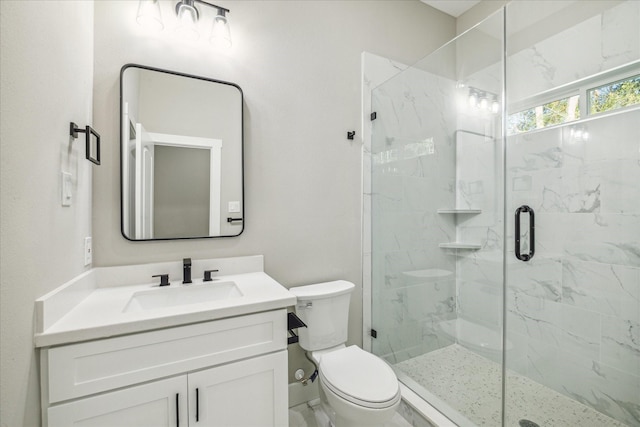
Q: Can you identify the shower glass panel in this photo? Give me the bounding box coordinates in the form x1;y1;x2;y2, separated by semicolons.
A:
371;1;639;426
370;9;505;426
504;1;640;426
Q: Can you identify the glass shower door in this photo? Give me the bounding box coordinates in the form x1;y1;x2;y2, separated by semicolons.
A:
504;1;640;426
370;9;506;426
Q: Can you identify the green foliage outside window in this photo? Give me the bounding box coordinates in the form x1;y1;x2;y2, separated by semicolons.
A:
589;75;640;114
508;95;580;134
508;74;639;135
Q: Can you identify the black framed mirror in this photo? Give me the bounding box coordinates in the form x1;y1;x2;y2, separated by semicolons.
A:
120;64;244;240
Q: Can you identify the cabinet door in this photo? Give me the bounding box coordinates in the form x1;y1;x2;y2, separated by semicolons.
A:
189;351;288;427
47;376;188;427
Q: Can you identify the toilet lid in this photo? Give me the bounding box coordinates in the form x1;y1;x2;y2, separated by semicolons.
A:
320;346;400;408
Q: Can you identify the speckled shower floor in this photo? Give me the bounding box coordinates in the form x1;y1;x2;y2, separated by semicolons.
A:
395;344;626;426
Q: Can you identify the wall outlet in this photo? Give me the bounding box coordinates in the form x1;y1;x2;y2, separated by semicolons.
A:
84;236;92;266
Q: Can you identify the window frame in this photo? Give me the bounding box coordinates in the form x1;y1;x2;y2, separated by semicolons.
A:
507;60;640;135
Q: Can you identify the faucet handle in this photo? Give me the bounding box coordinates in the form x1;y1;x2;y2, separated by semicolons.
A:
152;274;170;287
203;269;219;282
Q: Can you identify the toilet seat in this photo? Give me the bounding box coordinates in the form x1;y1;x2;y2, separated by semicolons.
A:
319;346;400;409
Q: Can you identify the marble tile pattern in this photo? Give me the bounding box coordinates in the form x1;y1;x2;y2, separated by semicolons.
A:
460;2;640;424
365;53;459;363
505;108;640;426
395;344;628;427
507;1;640;104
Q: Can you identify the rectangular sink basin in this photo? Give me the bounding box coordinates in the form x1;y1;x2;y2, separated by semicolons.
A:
123;282;243;313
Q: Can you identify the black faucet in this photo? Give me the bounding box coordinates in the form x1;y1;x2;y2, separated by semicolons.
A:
183;258;192;284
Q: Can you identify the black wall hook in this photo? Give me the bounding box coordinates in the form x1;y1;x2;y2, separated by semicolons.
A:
70;122;101;165
347;131;356;140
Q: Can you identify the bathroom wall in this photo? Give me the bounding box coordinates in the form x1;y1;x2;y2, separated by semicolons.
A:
457;0;506;35
0;1;94;426
92;1;455;383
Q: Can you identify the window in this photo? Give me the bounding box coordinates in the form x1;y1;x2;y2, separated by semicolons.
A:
508;94;580;135
507;69;640;135
588;74;640;115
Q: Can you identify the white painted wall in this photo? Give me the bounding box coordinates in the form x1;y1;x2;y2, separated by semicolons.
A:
457;0;506;35
92;0;455;381
0;1;94;426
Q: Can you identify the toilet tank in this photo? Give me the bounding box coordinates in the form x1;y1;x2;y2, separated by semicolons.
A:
289;280;355;351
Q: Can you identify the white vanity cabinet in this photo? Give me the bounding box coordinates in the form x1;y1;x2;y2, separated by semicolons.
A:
188;351;287;426
40;310;288;427
48;376;188;426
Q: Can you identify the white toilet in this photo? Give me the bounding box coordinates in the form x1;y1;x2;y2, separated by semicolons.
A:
290;280;401;427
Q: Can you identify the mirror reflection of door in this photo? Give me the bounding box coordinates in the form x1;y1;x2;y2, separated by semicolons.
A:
154;146;208;238
136;122;155;239
120;65;243;240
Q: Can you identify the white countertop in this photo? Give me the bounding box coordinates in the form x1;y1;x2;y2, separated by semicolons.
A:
34;256;296;348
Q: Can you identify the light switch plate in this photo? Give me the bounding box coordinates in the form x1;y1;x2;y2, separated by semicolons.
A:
84;236;92;266
61;172;72;206
228;201;241;213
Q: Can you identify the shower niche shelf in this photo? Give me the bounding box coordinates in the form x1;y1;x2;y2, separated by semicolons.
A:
437;209;482;214
439;243;481;250
437;208;482;251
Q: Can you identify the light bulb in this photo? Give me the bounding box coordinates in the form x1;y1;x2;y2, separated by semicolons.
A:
210;10;232;48
491;99;500;114
468;92;478;108
137;0;164;31
479;96;489;110
175;1;199;41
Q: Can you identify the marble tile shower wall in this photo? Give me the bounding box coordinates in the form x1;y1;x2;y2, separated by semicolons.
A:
503;110;640;425
507;1;640;104
454;122;505;343
453;57;505;360
501;2;640;424
371;65;459;363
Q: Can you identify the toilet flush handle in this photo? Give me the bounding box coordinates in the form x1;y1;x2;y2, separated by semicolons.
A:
298;302;312;309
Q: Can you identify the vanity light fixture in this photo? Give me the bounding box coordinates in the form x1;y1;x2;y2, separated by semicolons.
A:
137;0;164;31
466;86;500;115
136;0;232;48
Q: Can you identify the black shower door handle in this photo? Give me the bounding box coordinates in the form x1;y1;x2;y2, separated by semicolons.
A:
515;205;535;262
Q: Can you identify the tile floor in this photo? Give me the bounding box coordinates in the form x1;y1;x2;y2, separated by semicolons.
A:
395;344;627;427
289;399;413;427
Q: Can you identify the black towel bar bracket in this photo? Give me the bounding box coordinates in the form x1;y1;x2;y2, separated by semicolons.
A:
70;122;101;165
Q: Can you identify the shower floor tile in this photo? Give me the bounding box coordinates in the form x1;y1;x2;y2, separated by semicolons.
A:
395;344;626;426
